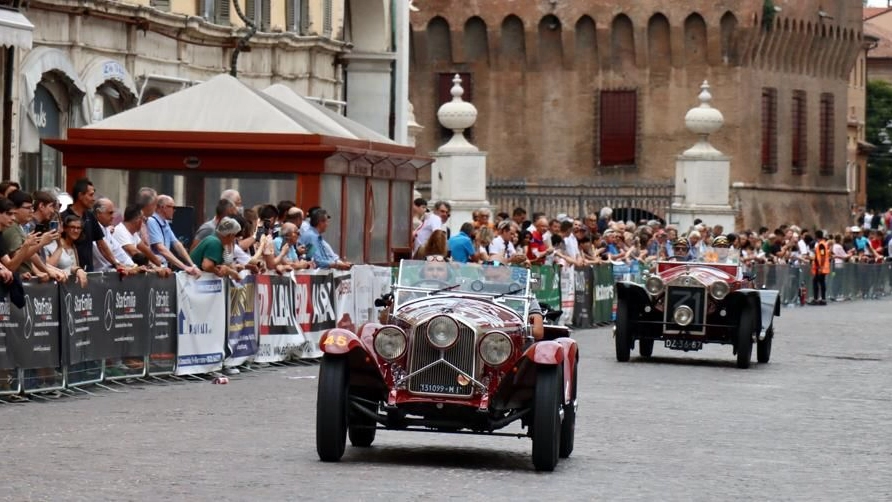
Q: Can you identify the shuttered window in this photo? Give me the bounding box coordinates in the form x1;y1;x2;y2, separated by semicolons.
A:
819;93;834;176
286;0;308;34
214;0;230;25
761;87;778;173
598;90;637;167
246;0;271;31
438;73;473;143
323;0;332;36
791;90;807;175
151;0;171;12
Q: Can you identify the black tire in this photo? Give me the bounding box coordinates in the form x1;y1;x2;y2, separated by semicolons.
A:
532;365;561;471
559;361;577;459
316;355;349;461
614;300;631;362
348;406;377;447
736;305;755;369
639;338;654;358
757;326;773;364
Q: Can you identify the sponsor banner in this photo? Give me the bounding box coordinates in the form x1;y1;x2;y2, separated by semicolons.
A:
254;274;306;363
3;281;61;369
351;265;393;326
106;274;150;358
532;264;561;312
293;270;336;359
0;297;19;370
175;273;225;375
593;263;615;324
572;266;593;328
332;270;356;333
226;274;258;367
559;265;575;326
61;274;107;365
146;274;177;356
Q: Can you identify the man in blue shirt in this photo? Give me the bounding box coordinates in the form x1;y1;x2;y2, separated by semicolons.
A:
448;222;476;263
146;195;201;277
297;208;352;270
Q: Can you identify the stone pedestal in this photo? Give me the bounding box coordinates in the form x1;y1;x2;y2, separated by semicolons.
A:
431;152;489;233
428;74;489;235
668;81;737;232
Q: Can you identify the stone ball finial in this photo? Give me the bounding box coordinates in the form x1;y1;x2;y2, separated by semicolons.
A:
683;80;725;157
436;74;479;152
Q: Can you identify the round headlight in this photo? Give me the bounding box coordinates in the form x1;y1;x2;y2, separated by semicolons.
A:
645;276;664;295
673;305;694;326
710;281;730;300
374;326;407;361
426;316;459;349
479;331;513;366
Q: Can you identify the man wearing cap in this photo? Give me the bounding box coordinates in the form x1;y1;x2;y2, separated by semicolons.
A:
190;217;242;281
670;237;692;261
298;208;352;270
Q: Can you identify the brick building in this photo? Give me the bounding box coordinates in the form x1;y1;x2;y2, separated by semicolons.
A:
409;0;864;231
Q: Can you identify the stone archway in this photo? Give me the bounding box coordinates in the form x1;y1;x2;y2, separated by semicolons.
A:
344;0;393;137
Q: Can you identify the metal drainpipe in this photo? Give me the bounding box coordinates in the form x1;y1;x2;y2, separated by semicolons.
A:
2;0;22;180
229;0;257;78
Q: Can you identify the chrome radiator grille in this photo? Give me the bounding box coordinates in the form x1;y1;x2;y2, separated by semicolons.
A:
408;320;476;397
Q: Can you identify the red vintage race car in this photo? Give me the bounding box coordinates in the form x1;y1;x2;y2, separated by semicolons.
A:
315;260;579;471
614;248;780;369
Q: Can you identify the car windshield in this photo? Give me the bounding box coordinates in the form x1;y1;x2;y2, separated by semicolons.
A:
663;247;741;265
395;260;531;315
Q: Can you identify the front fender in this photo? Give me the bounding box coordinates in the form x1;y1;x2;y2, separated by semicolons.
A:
319;328;366;355
616;281;650;307
522;340;565;365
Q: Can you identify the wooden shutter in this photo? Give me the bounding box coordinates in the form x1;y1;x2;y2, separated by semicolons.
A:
791;90;807;175
300;0;309;35
819;93;834;175
151;0;171;12
761;88;777;173
215;0;230;25
285;0;298;32
323;0;332;36
261;0;270;31
598;90;637;166
246;0;256;24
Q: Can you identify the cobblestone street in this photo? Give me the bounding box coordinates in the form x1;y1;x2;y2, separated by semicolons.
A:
2;298;890;501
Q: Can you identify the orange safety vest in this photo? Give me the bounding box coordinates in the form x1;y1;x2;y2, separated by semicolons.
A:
812;240;830;275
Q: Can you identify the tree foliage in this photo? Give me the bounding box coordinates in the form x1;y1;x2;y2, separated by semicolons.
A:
865;80;892;211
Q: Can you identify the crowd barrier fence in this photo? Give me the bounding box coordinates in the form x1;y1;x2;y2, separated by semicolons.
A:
540;261;892;329
3;261;889;395
0;266;393;396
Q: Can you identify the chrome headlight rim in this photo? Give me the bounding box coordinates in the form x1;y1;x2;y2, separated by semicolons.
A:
645;276;664;296
373;326;408;361
426;315;460;349
709;281;731;300
479;330;513;366
673;305;695;326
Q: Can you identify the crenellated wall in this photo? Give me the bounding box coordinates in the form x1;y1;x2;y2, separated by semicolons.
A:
408;0;864;231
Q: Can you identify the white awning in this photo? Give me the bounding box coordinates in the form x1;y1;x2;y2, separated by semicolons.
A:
0;8;34;50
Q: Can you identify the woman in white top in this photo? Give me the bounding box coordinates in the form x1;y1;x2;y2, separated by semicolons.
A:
45;214;88;286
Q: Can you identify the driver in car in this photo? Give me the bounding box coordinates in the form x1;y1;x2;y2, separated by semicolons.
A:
670;237;692;261
480;262;544;341
417;255;451;282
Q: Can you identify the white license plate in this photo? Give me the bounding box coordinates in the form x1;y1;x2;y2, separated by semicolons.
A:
664;339;703;351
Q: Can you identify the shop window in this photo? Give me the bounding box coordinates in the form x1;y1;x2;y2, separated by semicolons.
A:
344;176;366;263
791;90;807;175
761;87;778;173
320;174;343;256
390;180;412;258
20;84;63;192
598;89;637;167
820;93;834;175
368;179;390;264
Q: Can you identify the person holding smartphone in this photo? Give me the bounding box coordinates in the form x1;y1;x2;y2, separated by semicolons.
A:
31;190;60;234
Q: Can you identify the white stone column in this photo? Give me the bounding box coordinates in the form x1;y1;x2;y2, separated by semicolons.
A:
669;81;736;233
429;74;489;235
